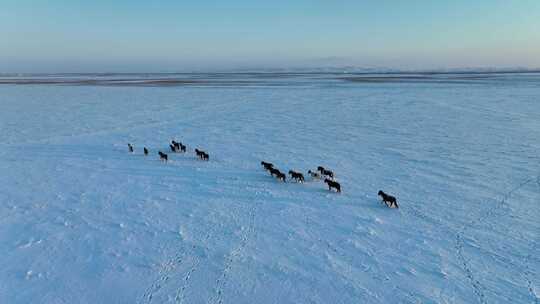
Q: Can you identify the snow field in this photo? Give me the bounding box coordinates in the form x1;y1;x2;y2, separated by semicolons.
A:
0;77;539;303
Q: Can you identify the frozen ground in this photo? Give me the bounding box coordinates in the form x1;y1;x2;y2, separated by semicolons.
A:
0;73;539;303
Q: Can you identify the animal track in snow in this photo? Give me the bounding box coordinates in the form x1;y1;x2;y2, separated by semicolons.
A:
455;177;535;304
210;200;258;304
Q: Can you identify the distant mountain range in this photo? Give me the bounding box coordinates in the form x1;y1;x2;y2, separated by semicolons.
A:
1;67;540;77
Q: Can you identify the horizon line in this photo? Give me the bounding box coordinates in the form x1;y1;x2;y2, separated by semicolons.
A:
2;66;540;76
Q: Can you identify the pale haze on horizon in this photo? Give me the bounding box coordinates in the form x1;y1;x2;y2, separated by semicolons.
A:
1;0;540;72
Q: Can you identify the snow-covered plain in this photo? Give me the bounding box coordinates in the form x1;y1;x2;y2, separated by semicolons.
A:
0;73;539;304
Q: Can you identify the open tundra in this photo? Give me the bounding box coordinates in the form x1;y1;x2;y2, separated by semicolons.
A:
0;73;539;303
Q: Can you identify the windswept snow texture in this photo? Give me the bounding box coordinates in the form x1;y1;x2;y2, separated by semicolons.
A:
1;73;539;304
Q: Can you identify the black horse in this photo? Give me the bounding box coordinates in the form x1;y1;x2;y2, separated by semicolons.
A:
179;143;186;153
275;171;286;182
195;149;209;160
195;148;204;158
288;170;305;183
324;179;341;193
158;151;168;162
261;161;274;171
269;167;280;177
269;168;286;182
172;140;180;151
317;166;334;179
378;190;398;208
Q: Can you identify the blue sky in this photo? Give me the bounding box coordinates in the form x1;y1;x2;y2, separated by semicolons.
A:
1;0;539;72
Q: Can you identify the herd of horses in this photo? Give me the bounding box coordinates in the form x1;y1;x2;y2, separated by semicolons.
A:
260;161;398;208
261;161;341;192
127;141;398;209
128;141;209;162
